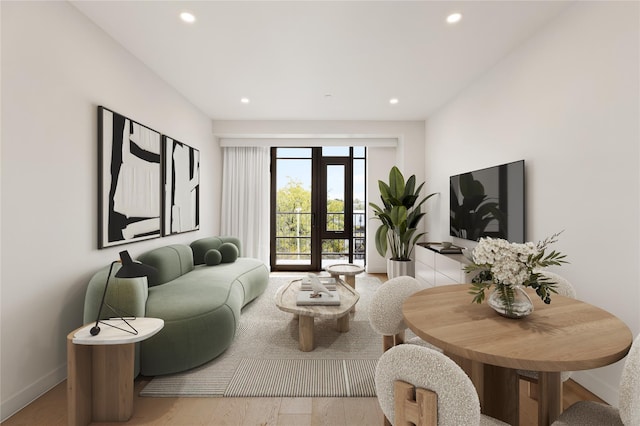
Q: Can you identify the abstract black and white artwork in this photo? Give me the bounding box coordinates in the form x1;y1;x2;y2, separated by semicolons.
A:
99;107;162;248
163;136;200;235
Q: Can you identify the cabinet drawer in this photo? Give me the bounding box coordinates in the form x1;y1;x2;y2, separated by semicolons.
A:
415;262;435;287
436;253;465;283
415;245;435;268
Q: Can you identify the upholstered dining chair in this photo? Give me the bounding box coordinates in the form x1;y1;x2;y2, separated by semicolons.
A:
375;344;509;426
518;271;577;397
552;333;640;426
368;276;440;352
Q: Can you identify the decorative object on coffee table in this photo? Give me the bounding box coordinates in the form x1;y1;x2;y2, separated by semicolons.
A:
275;278;359;351
297;275;340;306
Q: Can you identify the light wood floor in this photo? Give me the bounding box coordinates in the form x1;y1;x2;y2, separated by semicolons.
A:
1;377;605;426
2;272;607;425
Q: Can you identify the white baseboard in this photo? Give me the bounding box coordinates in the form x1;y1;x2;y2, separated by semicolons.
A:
572;370;620;406
0;363;66;422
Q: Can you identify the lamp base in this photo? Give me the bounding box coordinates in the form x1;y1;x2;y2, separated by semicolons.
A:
91;304;138;336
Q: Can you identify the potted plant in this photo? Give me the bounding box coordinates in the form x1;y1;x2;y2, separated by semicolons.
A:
370;166;436;278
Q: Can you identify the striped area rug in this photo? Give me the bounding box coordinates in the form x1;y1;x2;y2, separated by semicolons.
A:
140;275;386;398
225;359;377;397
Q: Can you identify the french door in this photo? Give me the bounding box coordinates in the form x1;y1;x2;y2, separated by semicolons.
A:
270;147;366;271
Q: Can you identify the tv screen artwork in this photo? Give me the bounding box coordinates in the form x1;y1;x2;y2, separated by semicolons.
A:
450;160;525;243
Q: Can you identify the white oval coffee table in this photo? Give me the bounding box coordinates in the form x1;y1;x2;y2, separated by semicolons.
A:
274;278;359;352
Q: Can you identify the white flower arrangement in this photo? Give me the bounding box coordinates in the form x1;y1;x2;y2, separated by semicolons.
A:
466;232;568;305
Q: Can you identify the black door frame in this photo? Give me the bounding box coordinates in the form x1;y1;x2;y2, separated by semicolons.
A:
270;147;359;271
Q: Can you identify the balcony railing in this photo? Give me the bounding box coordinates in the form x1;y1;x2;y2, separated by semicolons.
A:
275;211;365;262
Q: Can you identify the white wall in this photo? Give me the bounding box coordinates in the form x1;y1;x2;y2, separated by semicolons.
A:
212;120;426;273
0;2;220;420
425;2;639;404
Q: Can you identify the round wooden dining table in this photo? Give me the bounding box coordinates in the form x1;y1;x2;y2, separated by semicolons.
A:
402;284;632;426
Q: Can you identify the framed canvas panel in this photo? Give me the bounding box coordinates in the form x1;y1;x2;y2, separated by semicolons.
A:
163;136;200;235
98;106;162;248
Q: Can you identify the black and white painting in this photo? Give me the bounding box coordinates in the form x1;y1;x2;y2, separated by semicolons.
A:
163;136;200;235
99;107;162;248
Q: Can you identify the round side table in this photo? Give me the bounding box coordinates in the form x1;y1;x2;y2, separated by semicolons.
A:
325;264;365;312
325;263;365;289
67;317;164;425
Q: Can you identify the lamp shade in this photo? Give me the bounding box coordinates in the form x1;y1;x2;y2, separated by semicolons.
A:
115;250;158;281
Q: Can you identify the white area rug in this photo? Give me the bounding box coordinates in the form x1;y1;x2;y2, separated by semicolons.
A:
140;275;385;397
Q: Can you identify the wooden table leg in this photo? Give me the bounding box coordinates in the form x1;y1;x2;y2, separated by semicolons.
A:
446;353;484;407
482;364;519;426
538;371;562;426
344;275;356;289
91;343;135;422
299;315;315;352
336;314;350;332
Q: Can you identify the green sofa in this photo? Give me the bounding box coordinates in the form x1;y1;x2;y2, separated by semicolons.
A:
83;236;269;376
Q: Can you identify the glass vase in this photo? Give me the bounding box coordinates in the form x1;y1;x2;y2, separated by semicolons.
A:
488;284;534;319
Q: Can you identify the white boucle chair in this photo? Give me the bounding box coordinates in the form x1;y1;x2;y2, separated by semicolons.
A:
375;344;509;426
552;333;640;426
368;276;440;352
518;271;577;398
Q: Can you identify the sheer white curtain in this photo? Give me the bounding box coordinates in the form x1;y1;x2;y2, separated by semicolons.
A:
221;147;270;265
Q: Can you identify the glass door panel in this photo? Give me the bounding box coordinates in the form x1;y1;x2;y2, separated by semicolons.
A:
272;149;313;268
320;157;351;269
325;165;345;232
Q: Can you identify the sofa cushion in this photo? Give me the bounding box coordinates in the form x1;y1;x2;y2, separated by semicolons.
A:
138;244;194;286
219;242;239;263
191;236;242;265
204;249;222;266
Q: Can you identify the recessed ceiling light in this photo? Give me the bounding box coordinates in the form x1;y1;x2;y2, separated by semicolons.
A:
180;12;196;23
240;97;250;104
446;13;462;24
389;98;399;105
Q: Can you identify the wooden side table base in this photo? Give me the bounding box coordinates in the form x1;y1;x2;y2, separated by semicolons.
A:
67;318;164;426
67;335;135;424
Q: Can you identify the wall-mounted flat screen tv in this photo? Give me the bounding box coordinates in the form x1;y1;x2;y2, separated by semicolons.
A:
450;160;525;243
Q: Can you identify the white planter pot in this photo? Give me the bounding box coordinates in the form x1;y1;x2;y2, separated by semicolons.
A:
387;259;415;279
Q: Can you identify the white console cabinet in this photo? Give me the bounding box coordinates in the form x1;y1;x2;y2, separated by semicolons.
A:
415;243;472;287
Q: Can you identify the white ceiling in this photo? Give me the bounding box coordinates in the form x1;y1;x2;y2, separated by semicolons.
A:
71;1;573;121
